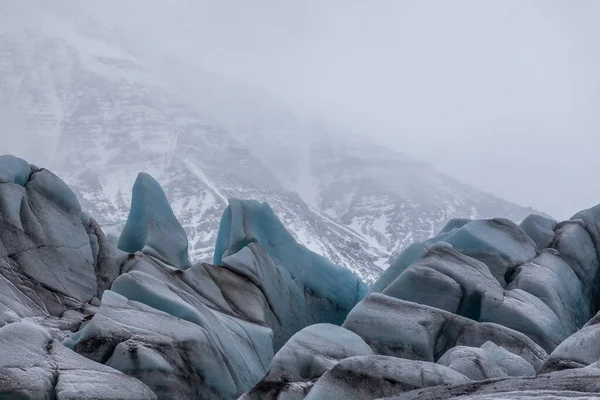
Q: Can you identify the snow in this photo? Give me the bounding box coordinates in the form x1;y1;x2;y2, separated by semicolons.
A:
185;159;228;203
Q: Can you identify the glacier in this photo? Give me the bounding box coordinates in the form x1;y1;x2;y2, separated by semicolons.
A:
245;203;600;399
4;155;600;399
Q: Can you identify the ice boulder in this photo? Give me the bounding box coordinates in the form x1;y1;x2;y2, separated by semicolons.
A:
437;346;508;380
343;293;546;370
505;249;588;333
305;356;469;400
519;214;557;250
441;218;537;285
118;172;191;269
214;199;367;324
383;368;600;399
0;155;123;312
0;321;156;399
242;324;373;399
370;242;425;294
373;218;537;294
0;154;32;186
65;277;273;400
539;311;600;373
478;341;536;377
380;246;568;351
551;220;599;314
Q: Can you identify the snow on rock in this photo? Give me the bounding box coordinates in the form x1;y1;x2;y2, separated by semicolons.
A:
118;172;191;269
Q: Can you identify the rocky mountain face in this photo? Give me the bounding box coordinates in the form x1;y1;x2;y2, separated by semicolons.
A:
2;154;600;399
0;1;537;285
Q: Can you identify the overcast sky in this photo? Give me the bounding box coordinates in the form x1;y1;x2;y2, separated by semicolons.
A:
63;1;600;218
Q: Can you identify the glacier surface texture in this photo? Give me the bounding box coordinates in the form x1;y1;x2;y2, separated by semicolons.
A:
2;155;600;399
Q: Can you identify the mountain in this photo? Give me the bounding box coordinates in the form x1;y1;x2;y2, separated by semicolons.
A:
0;1;536;282
149;56;540;266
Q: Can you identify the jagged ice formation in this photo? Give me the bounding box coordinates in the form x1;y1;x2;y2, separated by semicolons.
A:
3;155;600;399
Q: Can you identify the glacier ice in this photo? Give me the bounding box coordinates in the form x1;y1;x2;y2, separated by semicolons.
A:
214;199;368;308
63;250;283;400
242;323;373;399
62;182;369;398
64;288;272;399
0;154;32;186
214;199;367;328
118;172;191;269
538;309;600;373
372;217;537;294
478;341;536;377
519;213;557;250
0;321;156;399
380;246;568;351
305;355;469;400
437;346;509;380
441;218;537;284
506;249;588;332
342;293;547;368
5;155;600;399
370;242;425;294
221;241;369;351
0;156;122;314
382;368;600;399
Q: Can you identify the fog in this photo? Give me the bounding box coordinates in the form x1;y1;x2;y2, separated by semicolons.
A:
10;1;600;219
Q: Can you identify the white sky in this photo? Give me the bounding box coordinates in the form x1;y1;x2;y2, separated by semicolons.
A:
43;1;600;218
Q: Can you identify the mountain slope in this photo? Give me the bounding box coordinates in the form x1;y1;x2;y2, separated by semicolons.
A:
205;112;537;264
